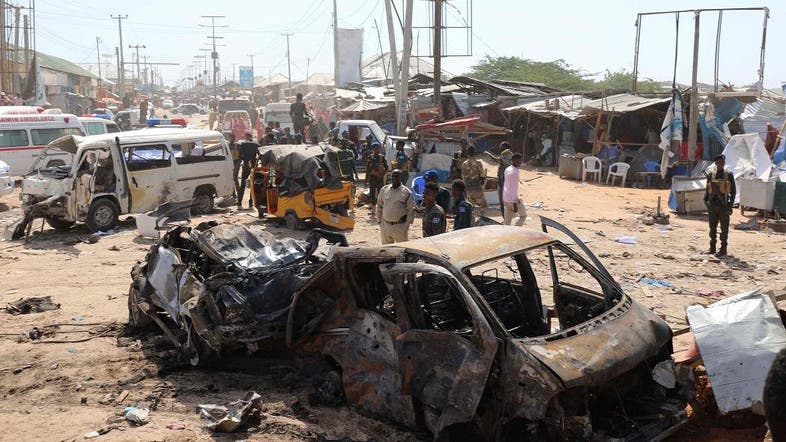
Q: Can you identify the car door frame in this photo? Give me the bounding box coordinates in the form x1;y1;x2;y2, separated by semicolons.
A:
380;261;498;435
119;141;176;213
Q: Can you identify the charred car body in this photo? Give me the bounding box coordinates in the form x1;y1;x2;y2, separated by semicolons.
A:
129;222;346;365
286;218;687;440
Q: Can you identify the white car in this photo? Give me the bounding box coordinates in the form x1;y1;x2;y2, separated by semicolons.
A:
0;159;13;197
162;99;174;109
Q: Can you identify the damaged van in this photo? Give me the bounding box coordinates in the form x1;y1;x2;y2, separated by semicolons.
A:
287;218;688;441
12;128;234;238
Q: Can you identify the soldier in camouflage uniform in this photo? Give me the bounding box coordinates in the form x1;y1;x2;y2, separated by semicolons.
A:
461;145;487;213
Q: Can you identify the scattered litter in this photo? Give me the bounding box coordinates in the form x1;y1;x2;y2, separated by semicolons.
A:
614;236;637;244
686;289;786;414
94;230;115;236
124;406;150;425
696;289;725;298
72;316;85;322
638;277;673;288
5;296;60;315
108;245;120;251
595;230;605;237
199;391;263;432
83;431;100;439
655;253;676;260
657;225;674;232
116;390;129;404
166;422;186;430
652;360;677;389
67;349;78;354
735;219;760;231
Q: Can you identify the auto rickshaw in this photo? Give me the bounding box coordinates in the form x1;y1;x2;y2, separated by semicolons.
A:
249;144;354;230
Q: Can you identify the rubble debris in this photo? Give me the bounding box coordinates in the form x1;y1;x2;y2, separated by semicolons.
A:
124;406;150;425
199;391;263;432
166;422;186;430
686;290;786;414
128;222;346;365
116;390;129;404
614;236;637;244
639;277;674;288
5;296;60;315
288;219;689;440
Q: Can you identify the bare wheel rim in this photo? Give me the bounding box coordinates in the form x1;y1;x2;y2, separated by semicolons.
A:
93;205;114;227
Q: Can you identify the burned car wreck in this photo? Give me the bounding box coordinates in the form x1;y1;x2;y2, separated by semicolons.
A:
286;218;688;441
129;222;346;365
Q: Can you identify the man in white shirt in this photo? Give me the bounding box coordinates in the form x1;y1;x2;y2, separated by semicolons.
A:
502;153;526;226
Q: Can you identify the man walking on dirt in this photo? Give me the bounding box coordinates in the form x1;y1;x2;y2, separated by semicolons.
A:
290;93;307;137
366;142;388;208
376;169;414;244
503;153;526;226
704;154;736;257
236;134;261;210
461;145;487;213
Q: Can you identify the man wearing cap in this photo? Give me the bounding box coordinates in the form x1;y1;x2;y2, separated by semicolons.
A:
704;154;736;257
366;142;388;207
423;169;450;214
421;182;446;237
461;145;487;213
376;170;414;244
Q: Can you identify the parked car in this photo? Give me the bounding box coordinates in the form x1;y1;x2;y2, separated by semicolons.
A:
0;113;85;176
11;128;235;238
92;108;114;119
78;117;121;136
286;219;688;441
161;99;174;109
128;223;348;365
0;159;13;197
220;110;252;138
176;103;205;115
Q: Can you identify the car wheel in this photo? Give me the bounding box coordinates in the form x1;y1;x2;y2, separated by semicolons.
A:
86;199;119;232
285;212;302;230
127;282;154;329
312;370;344;406
45;216;75;232
192;189;214;215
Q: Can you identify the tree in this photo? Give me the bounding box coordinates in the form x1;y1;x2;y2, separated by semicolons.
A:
466;56;664;93
468;56;592;91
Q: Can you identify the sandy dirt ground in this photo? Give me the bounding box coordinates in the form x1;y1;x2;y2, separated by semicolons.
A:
0;115;780;441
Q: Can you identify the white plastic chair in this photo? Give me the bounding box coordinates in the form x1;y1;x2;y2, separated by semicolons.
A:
606;162;630;187
582;156;602;183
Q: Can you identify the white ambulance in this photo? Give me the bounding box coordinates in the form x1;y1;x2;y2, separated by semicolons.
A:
0;113;85;176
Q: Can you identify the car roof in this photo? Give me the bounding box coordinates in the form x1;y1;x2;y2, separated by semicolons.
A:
78;117;117;124
390;225;556;269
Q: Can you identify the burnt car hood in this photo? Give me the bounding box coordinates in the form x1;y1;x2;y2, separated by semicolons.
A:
517;297;672;389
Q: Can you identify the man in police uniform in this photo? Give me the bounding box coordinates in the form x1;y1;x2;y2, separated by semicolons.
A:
376;169;414;244
704;154;736;257
421;182;446;237
423;169;451;214
461;145;487;213
451;179;473;230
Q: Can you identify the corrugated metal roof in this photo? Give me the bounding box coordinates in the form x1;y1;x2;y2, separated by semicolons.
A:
740;98;786;141
502;94;589;119
582;93;671;113
339;99;390;112
38;51;98;79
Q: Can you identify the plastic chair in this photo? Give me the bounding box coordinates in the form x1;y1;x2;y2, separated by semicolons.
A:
582;156;602;183
411;176;425;204
606;162;631;187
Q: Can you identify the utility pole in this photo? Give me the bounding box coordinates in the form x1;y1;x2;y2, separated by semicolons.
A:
110;14;128;100
96;37;102;93
1;4;7;92
397;0;414;135
433;0;442;118
115;46;120;93
688;11;700;161
384;0;400;105
282;32;293;96
200;15;227;101
306;57;310;84
129;44;145;95
23;14;29;73
332;0;339;87
13;6;20;93
232;63;236;84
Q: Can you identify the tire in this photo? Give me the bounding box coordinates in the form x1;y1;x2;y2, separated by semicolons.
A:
86;199;119;232
45;216;75;232
192;188;215;215
127;282;154;329
285;212;302;230
312;370;344;406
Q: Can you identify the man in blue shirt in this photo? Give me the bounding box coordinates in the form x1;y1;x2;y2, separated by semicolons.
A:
423;169;450;213
451;179;473;230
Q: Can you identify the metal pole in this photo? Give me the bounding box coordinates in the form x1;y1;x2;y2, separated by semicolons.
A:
688;11;700;160
96;37;102;94
22;14;28;74
433;0;442;116
1;3;7;92
373;19;387;80
200;15;226;102
110;14;128;99
282;32;293;95
758;8;769;91
332;0;339;87
632;14;641;94
397;0;413;135
384;0;399;91
714;11;722;93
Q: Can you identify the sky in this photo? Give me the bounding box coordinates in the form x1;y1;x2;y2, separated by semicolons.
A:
33;0;783;90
